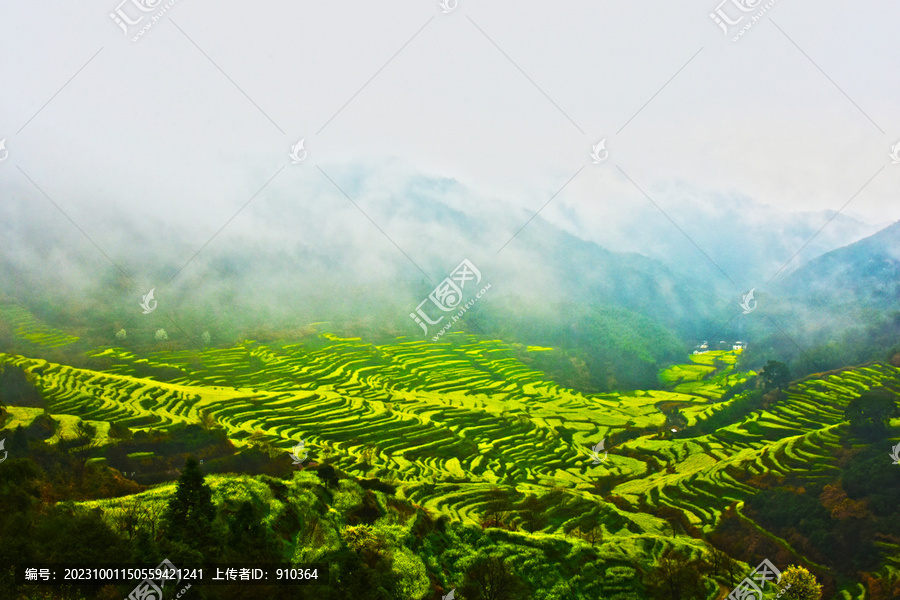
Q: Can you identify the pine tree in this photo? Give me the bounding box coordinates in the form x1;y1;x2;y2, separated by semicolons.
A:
162;456;216;550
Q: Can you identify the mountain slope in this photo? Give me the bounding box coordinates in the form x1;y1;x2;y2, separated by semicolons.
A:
780;219;900;309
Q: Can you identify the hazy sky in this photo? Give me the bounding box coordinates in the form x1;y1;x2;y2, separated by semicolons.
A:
1;0;898;295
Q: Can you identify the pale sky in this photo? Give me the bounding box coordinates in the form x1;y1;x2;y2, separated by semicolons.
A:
1;0;898;292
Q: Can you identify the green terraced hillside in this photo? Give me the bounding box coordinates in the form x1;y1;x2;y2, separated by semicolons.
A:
2;309;899;599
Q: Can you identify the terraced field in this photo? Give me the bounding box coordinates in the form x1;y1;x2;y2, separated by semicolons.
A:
606;362;900;597
0;331;744;531
0;304;80;348
3;308;899;595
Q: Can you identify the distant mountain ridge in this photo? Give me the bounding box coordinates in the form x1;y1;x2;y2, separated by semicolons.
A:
780;219;900;309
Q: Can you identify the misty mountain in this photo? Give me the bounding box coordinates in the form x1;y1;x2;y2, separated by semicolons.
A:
727;220;900;376
557;184;884;292
780;219;900;310
1;164;892;385
0;166;718;338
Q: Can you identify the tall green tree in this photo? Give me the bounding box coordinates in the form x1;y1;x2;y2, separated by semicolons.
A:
162;456;217;550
